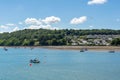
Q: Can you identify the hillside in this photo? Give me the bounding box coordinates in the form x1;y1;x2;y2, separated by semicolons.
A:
0;29;120;46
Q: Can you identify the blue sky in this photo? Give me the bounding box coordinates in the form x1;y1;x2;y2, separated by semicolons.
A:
0;0;120;33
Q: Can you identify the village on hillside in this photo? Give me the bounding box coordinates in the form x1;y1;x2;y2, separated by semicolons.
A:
68;35;120;46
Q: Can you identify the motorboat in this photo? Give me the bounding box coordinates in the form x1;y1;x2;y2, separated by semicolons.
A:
30;58;40;63
109;50;115;53
80;49;84;52
4;47;8;51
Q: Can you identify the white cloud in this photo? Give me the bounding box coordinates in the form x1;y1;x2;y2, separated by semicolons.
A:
41;25;52;29
0;24;18;33
0;25;10;33
28;25;41;29
24;16;60;30
70;16;87;25
18;22;23;25
6;23;15;26
88;0;107;5
1;16;61;33
25;16;60;25
89;25;94;28
42;16;61;24
0;25;9;29
28;24;59;30
13;27;19;32
25;18;42;25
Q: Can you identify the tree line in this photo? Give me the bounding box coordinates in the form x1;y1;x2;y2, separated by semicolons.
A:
0;29;120;46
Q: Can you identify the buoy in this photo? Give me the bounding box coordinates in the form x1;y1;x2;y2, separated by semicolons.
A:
29;63;32;66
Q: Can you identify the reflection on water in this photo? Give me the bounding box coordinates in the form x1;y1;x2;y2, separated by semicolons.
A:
0;47;120;80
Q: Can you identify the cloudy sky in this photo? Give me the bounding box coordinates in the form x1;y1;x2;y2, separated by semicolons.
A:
0;0;120;33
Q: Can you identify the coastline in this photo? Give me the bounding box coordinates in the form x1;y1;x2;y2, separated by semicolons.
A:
1;46;119;51
42;46;120;51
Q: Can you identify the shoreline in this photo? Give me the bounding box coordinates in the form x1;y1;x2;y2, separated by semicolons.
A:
1;46;120;51
42;46;120;51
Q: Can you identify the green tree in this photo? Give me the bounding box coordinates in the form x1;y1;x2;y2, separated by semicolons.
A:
111;38;120;46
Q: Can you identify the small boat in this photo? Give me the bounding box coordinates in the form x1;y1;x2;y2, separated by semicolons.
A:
109;50;115;53
80;49;84;52
4;47;8;51
30;58;40;63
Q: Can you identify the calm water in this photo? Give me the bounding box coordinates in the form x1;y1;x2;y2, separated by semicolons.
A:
0;47;120;80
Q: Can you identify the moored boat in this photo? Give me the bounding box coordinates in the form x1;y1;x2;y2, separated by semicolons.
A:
80;49;84;52
109;50;115;53
30;58;40;63
4;47;8;51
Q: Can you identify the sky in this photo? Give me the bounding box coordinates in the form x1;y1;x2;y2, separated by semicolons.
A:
0;0;120;33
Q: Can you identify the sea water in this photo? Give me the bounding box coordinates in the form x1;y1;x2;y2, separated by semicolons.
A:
0;47;120;80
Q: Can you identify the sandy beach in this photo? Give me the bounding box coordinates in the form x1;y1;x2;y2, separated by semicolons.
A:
0;46;120;51
41;46;120;51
